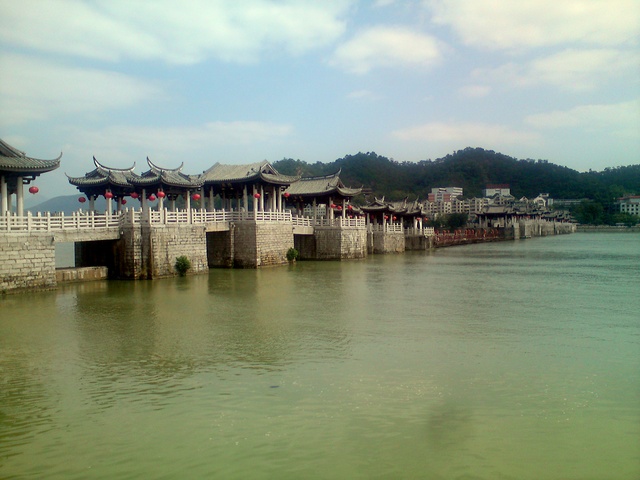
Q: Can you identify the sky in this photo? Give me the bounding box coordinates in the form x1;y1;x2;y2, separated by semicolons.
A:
1;0;639;197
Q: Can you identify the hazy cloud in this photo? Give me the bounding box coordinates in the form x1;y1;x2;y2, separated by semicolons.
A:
472;49;639;92
525;100;640;139
392;121;539;145
331;26;442;74
0;0;352;65
0;54;162;126
427;0;639;51
458;85;491;98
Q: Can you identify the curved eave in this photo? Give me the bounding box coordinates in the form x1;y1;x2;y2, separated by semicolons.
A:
260;172;300;185
335;186;362;197
146;157;184;173
66;175;111;187
93;156;135;173
0;153;61;174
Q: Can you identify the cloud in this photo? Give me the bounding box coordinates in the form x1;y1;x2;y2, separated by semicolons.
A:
68;122;294;163
392;121;539;145
331;26;443;74
472;49;639;92
525;100;640;139
458;85;491;98
0;0;352;65
426;0;639;51
0;54;163;126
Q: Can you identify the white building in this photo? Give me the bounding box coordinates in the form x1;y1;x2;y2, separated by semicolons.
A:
428;187;463;203
618;195;640;215
483;184;510;197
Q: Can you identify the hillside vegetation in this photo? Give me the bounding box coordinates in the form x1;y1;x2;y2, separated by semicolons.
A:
274;147;640;202
274;148;640;225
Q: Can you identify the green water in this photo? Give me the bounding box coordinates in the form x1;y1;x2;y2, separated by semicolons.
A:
1;233;639;479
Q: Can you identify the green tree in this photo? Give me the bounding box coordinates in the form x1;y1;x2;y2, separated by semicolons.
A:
574;200;604;225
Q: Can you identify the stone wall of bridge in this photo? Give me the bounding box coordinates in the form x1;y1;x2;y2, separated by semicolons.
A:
312;227;367;260
233;221;294;268
368;231;405;254
0;233;56;293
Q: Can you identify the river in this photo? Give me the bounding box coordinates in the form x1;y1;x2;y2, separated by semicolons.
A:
1;233;639;479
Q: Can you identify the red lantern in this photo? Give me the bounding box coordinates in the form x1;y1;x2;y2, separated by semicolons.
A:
384;215;389;220
393;216;397;220
347;205;352;210
192;193;201;201
78;196;87;203
330;204;336;209
283;192;290;198
157;191;166;198
121;199;127;205
148;194;157;201
254;193;261;199
337;205;342;210
105;191;114;199
28;186;39;194
130;192;139;199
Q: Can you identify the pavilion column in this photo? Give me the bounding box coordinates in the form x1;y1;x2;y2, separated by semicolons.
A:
260;185;264;212
158;194;164;211
313;198;317;224
328;197;333;221
199;188;205;210
1;175;7;215
252;185;258;218
141;189;147;212
342;199;346;218
170;198;176;212
243;185;248;214
208;186;214;211
16;176;24;217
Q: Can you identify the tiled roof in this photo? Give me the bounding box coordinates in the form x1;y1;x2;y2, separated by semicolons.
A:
0;139;61;173
200;161;299;185
285;171;362;197
132;157;204;188
67;157;136;188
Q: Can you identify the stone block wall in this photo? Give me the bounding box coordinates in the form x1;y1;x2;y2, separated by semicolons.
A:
313;227;367;260
369;231;405;254
146;224;208;277
405;235;431;251
0;233;56;293
234;221;293;268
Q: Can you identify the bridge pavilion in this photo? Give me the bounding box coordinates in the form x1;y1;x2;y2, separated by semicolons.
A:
1;139;61;216
67;157;204;213
131;158;204;212
199;161;300;214
66;157;136;212
283;170;363;222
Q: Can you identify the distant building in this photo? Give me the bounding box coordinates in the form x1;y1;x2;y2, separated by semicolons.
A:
617;195;640;215
483;184;510;197
428;187;463;203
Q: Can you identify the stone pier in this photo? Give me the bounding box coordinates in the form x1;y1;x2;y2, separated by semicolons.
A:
297;225;367;260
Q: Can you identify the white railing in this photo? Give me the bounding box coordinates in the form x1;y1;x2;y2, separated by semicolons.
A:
0;208;369;232
314;217;366;228
0;211;121;232
292;215;313;227
405;227;436;236
368;223;404;233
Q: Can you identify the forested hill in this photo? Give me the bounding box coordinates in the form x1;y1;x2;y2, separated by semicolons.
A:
273;147;640;202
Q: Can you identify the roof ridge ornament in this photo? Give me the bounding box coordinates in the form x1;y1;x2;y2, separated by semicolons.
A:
147;156;184;173
93;156;136;172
